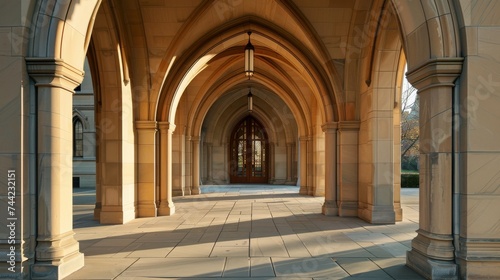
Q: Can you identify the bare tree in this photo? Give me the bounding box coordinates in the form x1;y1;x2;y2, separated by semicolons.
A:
401;80;419;170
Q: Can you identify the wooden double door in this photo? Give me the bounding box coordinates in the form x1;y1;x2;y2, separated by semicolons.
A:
230;116;269;183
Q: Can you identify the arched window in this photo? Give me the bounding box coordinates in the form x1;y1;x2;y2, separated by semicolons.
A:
73;118;84;157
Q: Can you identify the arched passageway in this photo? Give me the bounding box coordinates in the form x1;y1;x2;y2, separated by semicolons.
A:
3;0;500;278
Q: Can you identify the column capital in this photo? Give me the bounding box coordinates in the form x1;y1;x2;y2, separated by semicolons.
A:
299;136;312;141
135;120;157;130
338;121;360;131
191;136;201;142
26;57;84;91
406;57;464;92
157;121;176;132
321;122;338;132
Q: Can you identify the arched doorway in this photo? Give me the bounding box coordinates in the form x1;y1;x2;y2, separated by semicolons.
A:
230;116;269;183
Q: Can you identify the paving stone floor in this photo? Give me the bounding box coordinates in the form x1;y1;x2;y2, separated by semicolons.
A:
67;185;423;279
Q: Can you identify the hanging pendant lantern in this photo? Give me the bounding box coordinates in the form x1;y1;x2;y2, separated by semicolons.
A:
244;31;254;79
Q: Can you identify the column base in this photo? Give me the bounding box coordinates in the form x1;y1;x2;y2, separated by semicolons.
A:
99;206;135;224
137;203;157;217
338;201;357;216
394;203;403;222
411;230;455;260
322;200;338;216
457;257;500;279
172;190;184;197
158;203;176;216
31;252;84;280
456;238;500;278
93;202;101;221
358;204;395;224
191;187;200;195
32;231;84;279
299;185;308;195
406;249;457;280
307;186;314;196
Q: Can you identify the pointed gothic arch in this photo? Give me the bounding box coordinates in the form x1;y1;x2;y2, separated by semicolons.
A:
229;115;270;184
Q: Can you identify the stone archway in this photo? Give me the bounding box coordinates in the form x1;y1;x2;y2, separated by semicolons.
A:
11;0;500;279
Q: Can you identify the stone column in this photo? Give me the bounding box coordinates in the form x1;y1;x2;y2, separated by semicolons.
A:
94;117;102;220
191;137;201;194
223;142;229;183
299;137;308;194
172;130;186;196
136;121;158;217
26;58;84;279
393;105;403;222
286;143;293;183
306;136;314;195
206;143;213;183
158;122;176;216
337;121;360;217
322;122;338;216
406;58;463;278
183;136;192;196
269;142;275;183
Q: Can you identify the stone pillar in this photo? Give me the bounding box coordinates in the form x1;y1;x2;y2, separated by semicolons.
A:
183;136;192;196
26;58;84;279
337;121;359;217
224;142;229;183
94;82;136;224
286;142;293;183
299;137;308;194
206;143;213;183
158;122;176;216
136;121;158;217
94;118;102;220
307;136;314;195
269;142;275;183
406;58;463;279
172;129;186;196
393;104;403;222
191;137;201;195
322;122;338;216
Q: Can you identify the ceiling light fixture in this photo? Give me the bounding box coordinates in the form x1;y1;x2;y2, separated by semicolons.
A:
244;31;254;79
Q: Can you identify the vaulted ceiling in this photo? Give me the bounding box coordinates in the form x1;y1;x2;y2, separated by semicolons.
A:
90;0;401;131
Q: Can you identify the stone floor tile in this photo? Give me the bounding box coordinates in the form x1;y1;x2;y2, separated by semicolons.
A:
250;257;275;277
91;238;137;247
124;242;177;258
211;246;249;257
378;241;410;257
223;257;250;277
356;241;394;258
273;257;349;278
65;258;137;279
167;243;215;257
69;186;422;279
81;246;124;258
371;257;425;279
336;257;392;279
137;231;187;243
251;236;289;257
330;247;374;258
281;234;311;257
119;257;226;278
